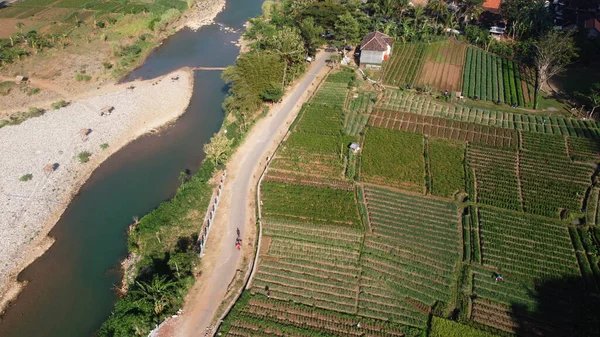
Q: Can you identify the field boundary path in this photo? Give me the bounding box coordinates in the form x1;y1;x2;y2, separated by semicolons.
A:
157;52;332;337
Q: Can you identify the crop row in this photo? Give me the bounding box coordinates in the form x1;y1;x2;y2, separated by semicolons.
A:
378;90;600;138
462;47;531;106
478;208;581;279
466;144;521;210
261;181;361;226
415;40;466;92
369;109;518;148
382;43;428;87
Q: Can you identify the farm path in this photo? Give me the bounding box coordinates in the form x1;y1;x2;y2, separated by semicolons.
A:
0;75;70;98
157;52;332;337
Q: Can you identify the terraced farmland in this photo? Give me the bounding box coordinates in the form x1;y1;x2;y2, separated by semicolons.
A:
519;133;592;217
221;64;600;337
378;90;600;138
266;73;355;188
360;186;460;326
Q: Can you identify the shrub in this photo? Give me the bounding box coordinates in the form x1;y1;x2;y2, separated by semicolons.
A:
78;151;91;163
75;73;92;81
102;62;113;70
51;100;69;109
27;107;44;117
19;174;33;182
100;143;109;150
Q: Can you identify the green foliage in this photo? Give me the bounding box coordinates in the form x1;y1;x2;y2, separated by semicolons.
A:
361;128;425;192
261;182;361;226
222;51;285;113
429;138;465;198
78;151;91;163
74;72;91;81
19;173;33;182
99;161;214;336
260;87;283;102
51;100;69;109
100;143;109;150
430;317;499;337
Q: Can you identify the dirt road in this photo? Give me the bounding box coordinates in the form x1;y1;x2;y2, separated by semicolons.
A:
161;52;332;337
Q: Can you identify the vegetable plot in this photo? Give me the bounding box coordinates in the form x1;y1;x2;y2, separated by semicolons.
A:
369;109;518;148
428;139;465;198
461;47;534;106
519;133;592;217
382;43;428;87
360;186;460;327
361;128;425;192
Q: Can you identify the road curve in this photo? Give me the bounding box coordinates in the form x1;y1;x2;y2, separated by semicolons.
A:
175;52;332;336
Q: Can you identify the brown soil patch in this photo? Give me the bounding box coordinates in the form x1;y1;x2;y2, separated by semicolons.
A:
259;236;272;256
0;18;40;38
417;41;466;92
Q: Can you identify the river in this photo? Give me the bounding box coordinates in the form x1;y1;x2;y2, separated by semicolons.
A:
0;1;263;336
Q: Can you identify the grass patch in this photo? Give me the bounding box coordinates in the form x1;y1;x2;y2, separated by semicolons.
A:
19;174;33;181
77;151;91;163
0;81;16;96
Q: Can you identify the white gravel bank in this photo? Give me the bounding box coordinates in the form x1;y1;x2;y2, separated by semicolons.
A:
0;69;194;309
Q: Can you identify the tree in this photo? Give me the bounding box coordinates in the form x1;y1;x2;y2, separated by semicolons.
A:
267;27;305;88
203;132;234;166
501;0;551;40
533;30;578;109
132;276;176;317
260;87;284;103
577;83;600;118
335;12;361;44
298;17;324;56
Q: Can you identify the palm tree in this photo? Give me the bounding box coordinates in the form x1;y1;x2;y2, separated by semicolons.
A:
132;275;177;317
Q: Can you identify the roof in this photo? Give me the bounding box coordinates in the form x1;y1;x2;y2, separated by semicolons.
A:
350;142;361;150
585;18;600;32
360;32;393;51
482;0;502;11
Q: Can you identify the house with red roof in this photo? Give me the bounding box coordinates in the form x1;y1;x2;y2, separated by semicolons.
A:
584;18;600;38
482;0;502;13
359;31;393;69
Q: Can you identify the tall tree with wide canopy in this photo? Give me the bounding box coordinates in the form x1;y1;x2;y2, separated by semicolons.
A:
533;30;578;109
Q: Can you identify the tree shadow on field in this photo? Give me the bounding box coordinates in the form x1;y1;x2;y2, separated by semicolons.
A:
509;276;600;337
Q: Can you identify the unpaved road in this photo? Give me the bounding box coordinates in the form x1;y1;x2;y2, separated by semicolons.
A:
163;52;332;337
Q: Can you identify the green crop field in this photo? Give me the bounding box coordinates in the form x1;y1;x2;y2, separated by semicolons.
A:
266;72;356;189
361;128;425;192
462;47;534;106
382;43;429;87
220;65;600;337
428;139;465;198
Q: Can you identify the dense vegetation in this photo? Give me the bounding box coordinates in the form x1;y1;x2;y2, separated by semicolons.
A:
0;0;189;72
97;162;215;336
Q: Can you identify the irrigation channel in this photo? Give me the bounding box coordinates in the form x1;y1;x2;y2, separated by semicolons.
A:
0;1;263;336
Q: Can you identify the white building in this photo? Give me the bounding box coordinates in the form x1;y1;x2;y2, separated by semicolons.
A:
359;31;393;69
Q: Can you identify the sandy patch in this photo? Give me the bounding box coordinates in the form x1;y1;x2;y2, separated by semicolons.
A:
181;0;226;31
0;68;195;313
